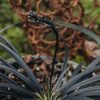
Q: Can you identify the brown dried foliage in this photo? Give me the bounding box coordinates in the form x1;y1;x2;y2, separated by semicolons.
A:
9;0;99;58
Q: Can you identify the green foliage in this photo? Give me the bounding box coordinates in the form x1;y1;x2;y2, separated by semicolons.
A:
0;0;19;25
73;55;87;66
0;26;32;58
81;0;100;32
0;0;33;58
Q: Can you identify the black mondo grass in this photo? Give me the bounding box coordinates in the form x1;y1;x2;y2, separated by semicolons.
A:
0;11;99;100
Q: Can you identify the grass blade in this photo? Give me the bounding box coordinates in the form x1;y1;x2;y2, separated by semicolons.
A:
0;23;22;34
56;59;100;95
71;63;83;78
0;57;15;70
66;75;100;94
0;83;33;98
0;35;21;57
54;20;100;45
0;64;35;90
0;72;18;85
0;42;42;91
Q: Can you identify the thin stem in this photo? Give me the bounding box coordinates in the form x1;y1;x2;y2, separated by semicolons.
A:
28;11;59;89
49;25;59;88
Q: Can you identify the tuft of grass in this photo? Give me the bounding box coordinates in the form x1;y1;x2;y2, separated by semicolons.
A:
0;11;99;100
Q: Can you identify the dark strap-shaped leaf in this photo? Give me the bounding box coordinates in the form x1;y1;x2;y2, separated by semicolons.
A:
87;56;100;69
56;62;100;95
66;75;100;94
0;83;33;98
0;57;15;70
62;96;94;100
0;23;21;34
0;72;18;85
0;42;42;91
71;63;83;78
0;35;21;57
54;20;100;45
70;86;100;96
0;64;35;90
80;91;100;97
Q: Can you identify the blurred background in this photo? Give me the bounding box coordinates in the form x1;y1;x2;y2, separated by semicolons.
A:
0;0;100;65
0;0;33;58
